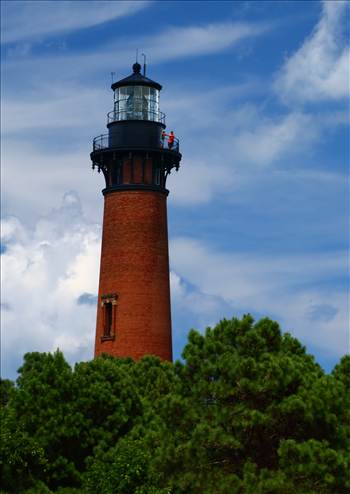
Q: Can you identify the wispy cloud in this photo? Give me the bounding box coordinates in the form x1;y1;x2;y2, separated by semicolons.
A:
3;19;271;86
168;158;234;205
274;1;350;104
1;0;150;44
2;86;109;134
2;80;346;224
230;111;319;166
143;21;270;62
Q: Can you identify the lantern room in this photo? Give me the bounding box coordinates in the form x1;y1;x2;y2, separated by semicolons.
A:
104;62;167;150
109;62;164;124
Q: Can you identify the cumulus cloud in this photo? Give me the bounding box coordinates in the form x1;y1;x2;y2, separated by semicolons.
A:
1;140;104;226
1;191;348;378
275;1;350;104
1;192;101;378
1;1;150;44
169;237;349;360
170;271;234;328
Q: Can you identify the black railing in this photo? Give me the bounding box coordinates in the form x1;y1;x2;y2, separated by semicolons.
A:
92;133;180;152
93;134;108;150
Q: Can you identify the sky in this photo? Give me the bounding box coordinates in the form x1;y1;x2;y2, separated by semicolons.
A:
1;0;349;379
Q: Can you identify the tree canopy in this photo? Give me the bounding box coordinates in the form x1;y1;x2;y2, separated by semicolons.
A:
1;315;349;493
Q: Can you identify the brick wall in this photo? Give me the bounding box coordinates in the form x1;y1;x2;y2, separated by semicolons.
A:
94;188;172;361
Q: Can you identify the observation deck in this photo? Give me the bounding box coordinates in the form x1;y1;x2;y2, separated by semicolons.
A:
93;132;179;153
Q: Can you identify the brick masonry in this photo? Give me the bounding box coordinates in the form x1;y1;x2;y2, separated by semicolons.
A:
94;188;172;361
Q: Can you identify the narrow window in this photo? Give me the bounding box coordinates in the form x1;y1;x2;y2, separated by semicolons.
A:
101;293;118;341
104;302;113;337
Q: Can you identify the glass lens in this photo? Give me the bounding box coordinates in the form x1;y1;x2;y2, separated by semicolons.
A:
114;86;160;121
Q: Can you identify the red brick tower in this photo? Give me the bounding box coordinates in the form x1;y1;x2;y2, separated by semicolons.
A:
90;62;181;361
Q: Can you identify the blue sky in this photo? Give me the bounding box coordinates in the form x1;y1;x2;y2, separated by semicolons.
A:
1;0;349;379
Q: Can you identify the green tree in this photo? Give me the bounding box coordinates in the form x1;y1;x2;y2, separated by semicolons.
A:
0;407;47;493
0;379;15;407
138;316;350;493
1;316;349;493
83;356;178;494
2;351;143;491
7;350;76;489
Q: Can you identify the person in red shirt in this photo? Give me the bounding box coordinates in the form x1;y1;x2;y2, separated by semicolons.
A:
168;131;175;149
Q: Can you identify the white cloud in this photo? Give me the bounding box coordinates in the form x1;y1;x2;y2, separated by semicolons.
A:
168;159;234;205
275;1;350;104
1;192;101;378
2;19;270;85
170;237;349;359
1;192;348;379
1;216;28;245
1;85;345;225
1;141;103;225
1;0;150;43
167;101;345;205
0;14;275;215
164;85;342;204
2;86;109;134
144;21;270;63
230;112;319;166
0;8;275;213
170;270;231;325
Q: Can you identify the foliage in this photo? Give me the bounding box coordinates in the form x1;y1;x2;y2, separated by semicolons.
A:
0;409;47;493
0;379;15;407
1;316;349;493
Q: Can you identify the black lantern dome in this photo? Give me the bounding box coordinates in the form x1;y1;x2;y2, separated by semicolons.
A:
111;62;162;91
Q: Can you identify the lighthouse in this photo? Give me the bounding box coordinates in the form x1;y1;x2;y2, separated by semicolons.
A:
91;62;181;361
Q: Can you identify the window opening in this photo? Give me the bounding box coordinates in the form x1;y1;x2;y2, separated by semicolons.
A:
104;302;113;337
101;293;118;340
